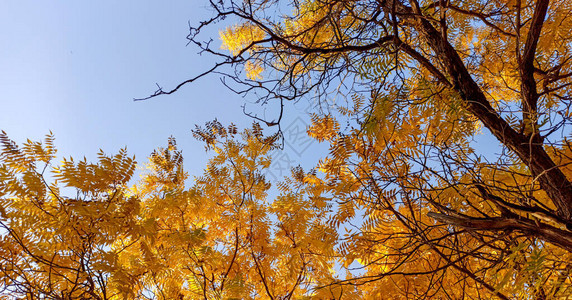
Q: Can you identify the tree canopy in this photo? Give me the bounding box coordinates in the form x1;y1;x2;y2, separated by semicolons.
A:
3;0;572;298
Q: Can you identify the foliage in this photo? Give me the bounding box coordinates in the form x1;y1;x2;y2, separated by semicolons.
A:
139;0;572;298
0;126;342;299
6;0;572;298
0;131;138;298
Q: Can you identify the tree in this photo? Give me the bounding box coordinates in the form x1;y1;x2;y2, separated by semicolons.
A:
126;122;341;299
0;127;343;299
0;131;139;298
4;0;572;298
138;0;572;298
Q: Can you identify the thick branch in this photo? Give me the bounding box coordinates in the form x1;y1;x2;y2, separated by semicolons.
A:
386;0;572;221
271;34;395;55
474;183;570;229
427;212;572;252
519;0;550;136
231;7;394;55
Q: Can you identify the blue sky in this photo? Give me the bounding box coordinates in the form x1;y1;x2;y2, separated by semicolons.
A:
0;1;325;179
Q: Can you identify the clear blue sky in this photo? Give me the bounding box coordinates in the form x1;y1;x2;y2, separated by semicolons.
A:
0;1;326;179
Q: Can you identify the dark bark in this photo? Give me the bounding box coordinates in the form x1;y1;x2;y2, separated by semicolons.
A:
384;0;572;222
427;212;572;252
519;0;550;132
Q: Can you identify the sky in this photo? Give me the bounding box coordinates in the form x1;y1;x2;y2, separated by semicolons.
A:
0;1;326;181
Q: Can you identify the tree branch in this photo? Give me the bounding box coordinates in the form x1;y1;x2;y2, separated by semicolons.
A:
384;0;572;221
427;212;572;252
519;0;550;138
